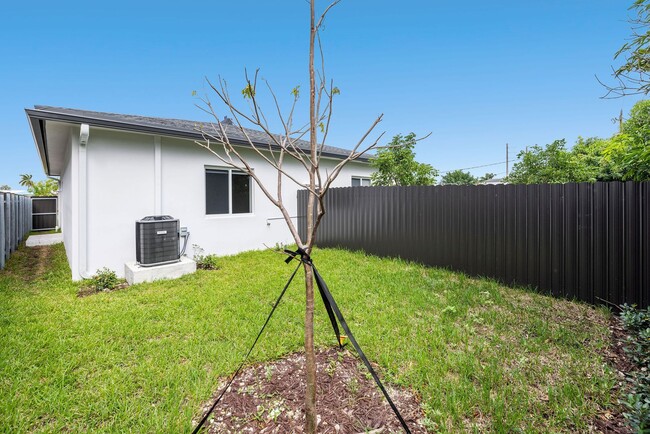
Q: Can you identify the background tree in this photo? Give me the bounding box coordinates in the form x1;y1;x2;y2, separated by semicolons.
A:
439;170;495;185
604;99;650;180
601;0;650;97
505;102;650;184
440;169;478;185
30;179;59;196
19;174;33;190
571;136;623;181
506;140;598;184
370;132;438;186
477;172;496;183
0;185;10;191
17;174;58;195
194;2;383;432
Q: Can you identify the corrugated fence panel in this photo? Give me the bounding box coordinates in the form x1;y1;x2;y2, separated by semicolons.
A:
577;183;593;304
643;182;650;308
299;182;650;308
593;182;608;305
608;183;625;306
0;193;32;271
0;194;5;270
538;185;551;293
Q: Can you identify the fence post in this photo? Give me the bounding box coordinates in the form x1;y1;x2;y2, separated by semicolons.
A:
0;193;35;271
23;196;28;239
29;197;33;233
13;195;18;251
0;193;5;270
20;196;25;241
4;194;9;262
9;195;14;253
13;194;18;250
23;197;27;239
19;196;23;243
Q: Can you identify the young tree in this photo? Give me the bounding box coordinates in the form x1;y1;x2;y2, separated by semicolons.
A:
370;133;437;186
440;169;478;185
194;2;383;431
601;0;650;97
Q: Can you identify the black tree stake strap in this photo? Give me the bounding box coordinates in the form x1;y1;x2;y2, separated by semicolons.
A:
192;249;411;434
191;262;302;434
285;248;412;434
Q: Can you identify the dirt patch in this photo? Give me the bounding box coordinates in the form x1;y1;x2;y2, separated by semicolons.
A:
77;282;129;298
196;347;428;433
4;245;52;281
593;316;634;434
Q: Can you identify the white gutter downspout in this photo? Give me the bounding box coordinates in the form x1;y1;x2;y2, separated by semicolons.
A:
78;124;91;279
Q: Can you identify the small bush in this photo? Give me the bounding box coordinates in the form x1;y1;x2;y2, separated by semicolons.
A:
192;245;220;270
621;304;650;332
90;268;119;291
272;242;287;252
619;304;650;432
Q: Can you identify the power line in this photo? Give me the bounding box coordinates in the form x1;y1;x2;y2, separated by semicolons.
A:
439;160;507;174
439;145;528;175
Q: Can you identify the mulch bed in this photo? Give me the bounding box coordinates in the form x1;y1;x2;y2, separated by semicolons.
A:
196;315;640;433
592;316;635;434
196;347;427;433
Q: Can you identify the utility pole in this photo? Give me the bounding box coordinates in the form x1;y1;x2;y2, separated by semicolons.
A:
619;109;624;133
505;143;509;178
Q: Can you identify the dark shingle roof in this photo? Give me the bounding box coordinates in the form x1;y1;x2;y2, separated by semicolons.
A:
30;105;366;161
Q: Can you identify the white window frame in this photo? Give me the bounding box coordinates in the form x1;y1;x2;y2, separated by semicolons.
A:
351;176;372;187
205;167;254;216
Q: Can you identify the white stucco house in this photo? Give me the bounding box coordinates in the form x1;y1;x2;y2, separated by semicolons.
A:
26;106;374;280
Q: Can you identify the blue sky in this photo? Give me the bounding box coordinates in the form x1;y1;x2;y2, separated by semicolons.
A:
0;0;644;187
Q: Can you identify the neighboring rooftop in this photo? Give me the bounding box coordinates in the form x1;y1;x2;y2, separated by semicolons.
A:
26;106;365;176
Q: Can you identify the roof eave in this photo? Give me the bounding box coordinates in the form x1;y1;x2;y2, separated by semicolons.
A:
25;110;51;176
24;107;370;163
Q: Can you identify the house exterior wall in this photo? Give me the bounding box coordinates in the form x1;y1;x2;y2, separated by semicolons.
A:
58;128;77;277
85;128;157;277
71;127;373;279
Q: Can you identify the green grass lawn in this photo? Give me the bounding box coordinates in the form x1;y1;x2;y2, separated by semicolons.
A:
0;243;614;432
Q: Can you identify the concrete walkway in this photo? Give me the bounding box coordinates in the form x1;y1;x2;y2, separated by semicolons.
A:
26;233;63;247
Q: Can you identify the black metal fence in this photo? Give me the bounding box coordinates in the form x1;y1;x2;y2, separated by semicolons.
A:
1;193;32;270
298;182;650;308
31;196;58;231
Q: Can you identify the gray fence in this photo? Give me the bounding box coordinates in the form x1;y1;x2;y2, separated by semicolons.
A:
31;196;58;231
0;193;32;270
298;182;650;308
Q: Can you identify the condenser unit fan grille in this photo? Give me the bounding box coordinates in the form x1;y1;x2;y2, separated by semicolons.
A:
135;216;180;266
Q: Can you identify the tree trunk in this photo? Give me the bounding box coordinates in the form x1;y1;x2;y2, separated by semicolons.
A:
304;263;317;433
305;0;318;432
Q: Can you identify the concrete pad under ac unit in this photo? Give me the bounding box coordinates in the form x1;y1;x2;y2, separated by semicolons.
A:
124;257;196;285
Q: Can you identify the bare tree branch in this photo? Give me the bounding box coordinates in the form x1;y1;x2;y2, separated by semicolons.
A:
316;0;341;30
